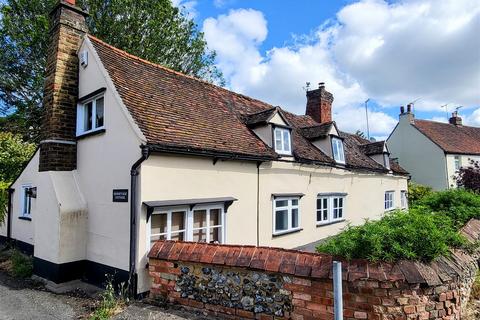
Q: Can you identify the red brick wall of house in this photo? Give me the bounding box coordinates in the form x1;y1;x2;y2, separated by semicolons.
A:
148;219;480;320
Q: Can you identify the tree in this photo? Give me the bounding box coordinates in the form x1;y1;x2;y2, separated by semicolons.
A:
0;132;36;224
455;160;480;193
0;0;223;142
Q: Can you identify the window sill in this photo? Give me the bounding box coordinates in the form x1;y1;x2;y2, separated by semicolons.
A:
316;219;345;227
18;216;32;221
77;128;106;140
384;208;396;212
272;228;303;237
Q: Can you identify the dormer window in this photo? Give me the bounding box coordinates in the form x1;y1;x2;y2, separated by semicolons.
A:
274;127;292;155
331;137;345;163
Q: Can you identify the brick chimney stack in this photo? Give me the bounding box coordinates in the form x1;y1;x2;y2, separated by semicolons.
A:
39;0;88;171
449;111;463;126
305;82;334;124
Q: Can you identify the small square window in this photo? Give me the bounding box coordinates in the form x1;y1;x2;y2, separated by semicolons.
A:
274;127;291;155
77;95;105;136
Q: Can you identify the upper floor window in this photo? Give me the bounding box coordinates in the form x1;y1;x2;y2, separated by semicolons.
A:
273;197;300;235
385;191;395;211
77;95;104;135
400;190;407;209
454;156;460;171
274;127;291;155
331;137;345;164
317;194;346;225
21;184;32;218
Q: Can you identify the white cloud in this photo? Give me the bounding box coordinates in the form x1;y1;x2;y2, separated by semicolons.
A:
203;0;480;137
465;108;480;126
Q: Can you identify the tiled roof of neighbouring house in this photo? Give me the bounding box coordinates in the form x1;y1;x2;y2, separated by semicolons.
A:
412;120;480;155
88;35;407;175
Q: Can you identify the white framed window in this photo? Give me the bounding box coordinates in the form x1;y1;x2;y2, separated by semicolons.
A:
20;184;32;218
273;197;300;235
317;194;346;225
147;204;225;250
384;153;390;169
385;191;395;211
401;190;407;209
331;137;345;164
454;156;460;171
274;127;292;155
77;95;105;136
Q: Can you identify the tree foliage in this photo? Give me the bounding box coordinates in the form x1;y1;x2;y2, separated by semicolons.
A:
0;132;36;224
407;181;433;206
455;160;480;193
0;0;223;141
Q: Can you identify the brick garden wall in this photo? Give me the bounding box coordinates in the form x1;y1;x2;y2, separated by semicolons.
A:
148;219;480;320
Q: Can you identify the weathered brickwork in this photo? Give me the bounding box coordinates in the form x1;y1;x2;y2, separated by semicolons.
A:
39;0;87;171
148;219;480;320
305;84;334;125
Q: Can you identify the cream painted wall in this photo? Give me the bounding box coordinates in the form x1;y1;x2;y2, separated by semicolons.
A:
136;154;408;292
445;154;480;188
258;161;407;248
76;39;143;271
387;116;447;190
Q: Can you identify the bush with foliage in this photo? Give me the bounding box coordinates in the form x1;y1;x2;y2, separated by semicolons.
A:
416;189;480;228
407;181;433;206
0;132;36;224
316;209;465;262
10;249;33;278
455;160;480;193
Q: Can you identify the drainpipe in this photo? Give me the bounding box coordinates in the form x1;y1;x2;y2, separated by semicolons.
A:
129;145;150;297
6;188;14;241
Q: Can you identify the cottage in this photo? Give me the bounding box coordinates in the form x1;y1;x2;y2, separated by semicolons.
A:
0;0;408;295
387;105;480;190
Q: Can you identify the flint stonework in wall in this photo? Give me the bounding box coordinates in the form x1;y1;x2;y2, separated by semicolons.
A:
148;219;480;320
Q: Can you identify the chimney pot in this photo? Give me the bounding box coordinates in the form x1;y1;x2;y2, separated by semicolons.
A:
449;112;463;126
407;104;412;113
400;106;405;114
306;82;334;124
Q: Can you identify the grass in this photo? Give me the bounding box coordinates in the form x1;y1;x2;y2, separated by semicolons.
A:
10;249;33;278
90;274;129;320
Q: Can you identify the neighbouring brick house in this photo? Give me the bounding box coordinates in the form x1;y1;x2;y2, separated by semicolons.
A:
388;105;480;190
0;0;408;295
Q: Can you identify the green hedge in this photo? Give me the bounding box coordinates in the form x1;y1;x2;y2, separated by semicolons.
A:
316;189;479;262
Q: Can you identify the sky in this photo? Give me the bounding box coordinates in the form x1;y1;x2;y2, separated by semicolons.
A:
173;0;480;140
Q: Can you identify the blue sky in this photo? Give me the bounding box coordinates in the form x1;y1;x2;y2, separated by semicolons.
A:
176;0;480;139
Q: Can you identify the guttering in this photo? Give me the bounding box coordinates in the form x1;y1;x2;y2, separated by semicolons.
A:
129;145;150;297
147;144;277;162
6;188;14;241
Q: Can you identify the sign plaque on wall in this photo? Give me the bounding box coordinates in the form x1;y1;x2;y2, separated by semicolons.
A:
113;189;128;202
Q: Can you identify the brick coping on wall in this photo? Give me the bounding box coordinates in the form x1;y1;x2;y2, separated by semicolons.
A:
148;219;480;286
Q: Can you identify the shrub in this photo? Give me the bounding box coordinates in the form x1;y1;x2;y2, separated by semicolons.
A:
417;189;480;227
10;250;33;278
408;182;433;206
455;160;480;193
316;209;465;262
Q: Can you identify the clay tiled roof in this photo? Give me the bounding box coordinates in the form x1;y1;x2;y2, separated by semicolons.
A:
413;120;480;155
360;141;386;155
89;35;407;175
299;122;335;140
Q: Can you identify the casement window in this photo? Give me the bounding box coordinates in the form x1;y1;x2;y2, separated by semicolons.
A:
400;190;407;209
274;127;292;155
454;156;460;171
20;184;32;218
273;197;300;235
384;153;390;169
385;191;395;211
148;205;225;249
77;95;104;135
331;137;345;164
317;194;346;225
